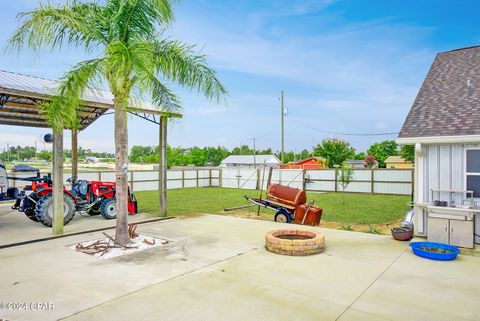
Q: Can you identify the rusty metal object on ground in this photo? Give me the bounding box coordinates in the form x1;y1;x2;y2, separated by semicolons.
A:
75;232;138;256
128;224;138;239
75;239;115;256
294;204;322;226
265;229;325;256
267;184;306;208
143;238;156;245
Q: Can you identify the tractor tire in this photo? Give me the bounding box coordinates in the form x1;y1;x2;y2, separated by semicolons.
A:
99;198;116;220
35;194;76;227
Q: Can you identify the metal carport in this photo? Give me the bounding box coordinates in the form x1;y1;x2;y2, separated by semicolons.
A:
0;69;181;234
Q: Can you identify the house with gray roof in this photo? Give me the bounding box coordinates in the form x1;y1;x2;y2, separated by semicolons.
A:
397;46;480;247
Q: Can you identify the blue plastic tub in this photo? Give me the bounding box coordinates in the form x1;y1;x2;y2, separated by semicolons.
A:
409;242;460;261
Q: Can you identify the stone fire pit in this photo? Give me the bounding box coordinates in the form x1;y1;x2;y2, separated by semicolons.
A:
265;229;325;256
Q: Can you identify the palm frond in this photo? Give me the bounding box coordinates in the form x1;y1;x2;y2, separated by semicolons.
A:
137;72;182;113
151;40;228;103
43;58;104;132
11;0;226;130
106;0;176;43
8;1;108;52
124;42;180;112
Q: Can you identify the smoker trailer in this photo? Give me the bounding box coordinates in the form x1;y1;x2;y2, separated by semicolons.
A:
245;184;322;226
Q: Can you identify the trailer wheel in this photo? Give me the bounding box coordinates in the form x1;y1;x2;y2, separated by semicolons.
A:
100;198;116;219
35;194;76;227
274;209;291;223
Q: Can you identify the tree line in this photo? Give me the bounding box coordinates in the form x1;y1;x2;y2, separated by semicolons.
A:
1;138;414;168
129;138;414;168
129;145;313;167
313;138;414;168
0;145;114;162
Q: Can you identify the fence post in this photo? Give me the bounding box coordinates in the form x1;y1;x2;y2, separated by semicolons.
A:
267;167;273;188
181;170;185;188
196;169;199;187
256;169;260;190
219;168;223;188
371;168;374;194
209;169;212;187
334;168;338;192
130;171;134;192
302;169;307;191
98;171;101;181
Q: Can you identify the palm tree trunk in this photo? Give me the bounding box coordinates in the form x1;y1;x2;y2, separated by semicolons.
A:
114;106;130;244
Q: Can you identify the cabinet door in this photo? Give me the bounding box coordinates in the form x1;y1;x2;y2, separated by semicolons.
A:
450;220;474;248
427;217;449;244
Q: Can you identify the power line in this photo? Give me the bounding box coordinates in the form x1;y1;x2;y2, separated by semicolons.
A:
290;118;399;137
239;132;273;147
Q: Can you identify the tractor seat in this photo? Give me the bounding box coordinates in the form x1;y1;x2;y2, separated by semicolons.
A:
72;180;88;196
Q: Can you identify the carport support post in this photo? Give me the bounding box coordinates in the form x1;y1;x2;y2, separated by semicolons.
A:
158;116;167;217
71;129;78;183
52;130;64;235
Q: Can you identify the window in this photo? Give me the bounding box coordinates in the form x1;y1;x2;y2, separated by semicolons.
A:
466;149;480;197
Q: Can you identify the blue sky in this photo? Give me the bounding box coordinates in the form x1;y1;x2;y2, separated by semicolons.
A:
0;0;479;153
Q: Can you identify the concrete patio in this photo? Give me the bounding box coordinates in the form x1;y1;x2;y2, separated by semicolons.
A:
0;202;166;248
1;214;479;321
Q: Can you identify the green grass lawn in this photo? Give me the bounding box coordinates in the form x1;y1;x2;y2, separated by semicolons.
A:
136;187;410;225
308;192;410;224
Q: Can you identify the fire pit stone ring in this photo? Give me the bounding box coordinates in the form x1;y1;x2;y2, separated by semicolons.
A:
265;229;325;256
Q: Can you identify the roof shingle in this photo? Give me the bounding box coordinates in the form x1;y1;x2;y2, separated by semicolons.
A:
399;46;480;138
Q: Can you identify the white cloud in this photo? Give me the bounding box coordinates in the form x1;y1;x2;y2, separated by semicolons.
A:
0;1;437;153
164;4;434;151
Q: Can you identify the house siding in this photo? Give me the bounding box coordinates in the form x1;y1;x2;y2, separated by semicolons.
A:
416;143;480;243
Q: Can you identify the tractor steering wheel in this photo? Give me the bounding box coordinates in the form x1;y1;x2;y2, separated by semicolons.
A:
66;176;77;184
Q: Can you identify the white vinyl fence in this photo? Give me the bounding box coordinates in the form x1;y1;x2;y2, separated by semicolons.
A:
8;168;412;196
220;168;412;195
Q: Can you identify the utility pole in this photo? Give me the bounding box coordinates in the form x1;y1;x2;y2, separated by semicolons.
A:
253;137;256;168
247;137;257;168
280;90;285;164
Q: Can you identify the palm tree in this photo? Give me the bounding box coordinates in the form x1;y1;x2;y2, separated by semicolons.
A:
9;0;227;243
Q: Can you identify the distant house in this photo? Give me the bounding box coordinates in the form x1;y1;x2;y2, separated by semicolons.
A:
385;156;412;169
220;155;281;168
397;46;480;247
282;157;327;169
345;159;365;169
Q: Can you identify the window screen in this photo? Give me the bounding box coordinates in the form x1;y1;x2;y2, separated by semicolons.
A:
466;150;480;173
467;175;480;198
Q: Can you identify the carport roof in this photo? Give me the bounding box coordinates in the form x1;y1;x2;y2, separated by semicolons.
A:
0;69;182;130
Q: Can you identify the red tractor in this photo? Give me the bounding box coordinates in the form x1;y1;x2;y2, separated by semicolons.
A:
14;175;138;227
